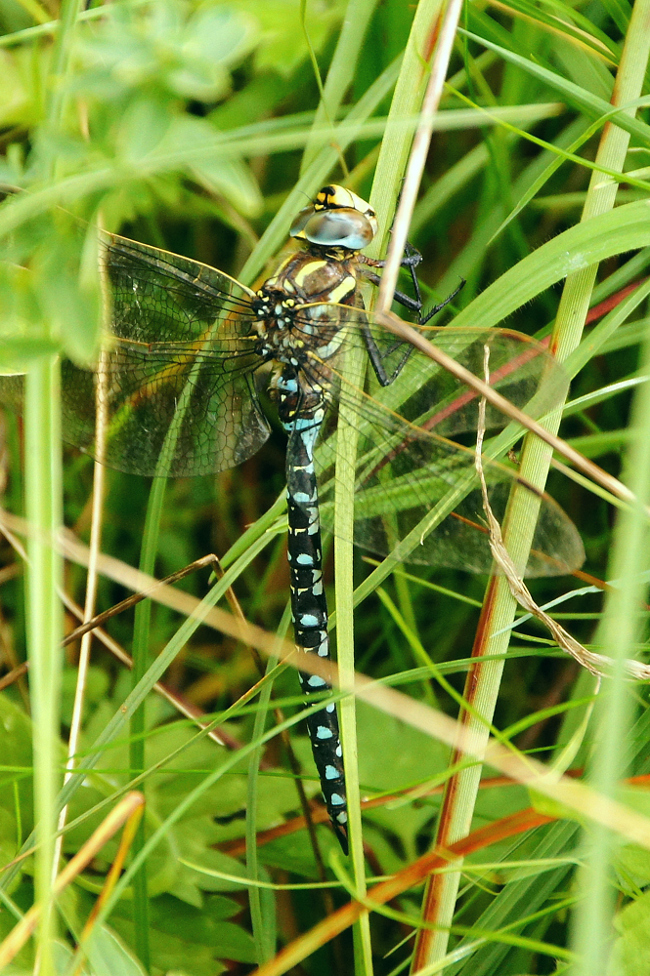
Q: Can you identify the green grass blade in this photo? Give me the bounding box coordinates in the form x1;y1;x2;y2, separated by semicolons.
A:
24;359;63;976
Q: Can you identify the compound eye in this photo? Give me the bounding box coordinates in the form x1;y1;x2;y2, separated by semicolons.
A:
292;208;376;250
289;204;316;238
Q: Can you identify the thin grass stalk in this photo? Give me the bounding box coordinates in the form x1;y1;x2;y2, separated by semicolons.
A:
24;360;63;976
569;322;650;974
335;337;372;975
332;2;451;969
27;0;83;969
375;0;464;314
129;474;167;972
411;4;650;970
54;303;108;876
247;608;291;965
300;0;380;172
367;0;448;249
51;456;104;868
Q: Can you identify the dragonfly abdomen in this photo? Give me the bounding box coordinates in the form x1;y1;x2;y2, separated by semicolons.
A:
274;364;348;853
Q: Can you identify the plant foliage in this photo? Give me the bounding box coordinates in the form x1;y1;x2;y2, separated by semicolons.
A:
1;1;650;975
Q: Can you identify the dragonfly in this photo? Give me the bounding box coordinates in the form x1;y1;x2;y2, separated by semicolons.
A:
1;185;584;853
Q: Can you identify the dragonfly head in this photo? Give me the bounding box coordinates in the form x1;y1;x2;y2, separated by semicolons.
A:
290;184;377;253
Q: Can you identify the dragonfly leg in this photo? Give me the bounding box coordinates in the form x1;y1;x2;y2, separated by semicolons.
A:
362;317;415;387
362;244;465;324
361;241;425;319
361;249;466;385
419;277;465;324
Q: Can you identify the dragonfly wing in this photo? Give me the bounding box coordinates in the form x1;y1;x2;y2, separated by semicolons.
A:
60;350;270;477
351;469;585;578
355;321;569;438
103;232;258;341
316;406;584;577
97;236;270;475
298;308;584;578
0;234;271;477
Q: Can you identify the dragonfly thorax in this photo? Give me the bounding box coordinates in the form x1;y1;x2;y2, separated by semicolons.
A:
253;287;297;329
260;249;360;306
252;287;303;355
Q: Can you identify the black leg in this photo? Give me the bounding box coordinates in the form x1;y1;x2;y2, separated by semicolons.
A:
361;259;465;385
361;269;424;318
419;278;465;324
360;316;414;387
361;248;465;324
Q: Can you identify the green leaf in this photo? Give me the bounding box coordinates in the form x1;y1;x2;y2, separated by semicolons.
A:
160;118;263;216
608;890;650;976
451;200;650;334
81;924;148;976
237;0;344;76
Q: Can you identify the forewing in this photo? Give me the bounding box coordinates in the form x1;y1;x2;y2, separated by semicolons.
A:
103;233;257;343
5;234;271;477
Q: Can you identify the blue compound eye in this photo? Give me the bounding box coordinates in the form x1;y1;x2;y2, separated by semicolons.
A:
289;204;316;237
291;207;376;250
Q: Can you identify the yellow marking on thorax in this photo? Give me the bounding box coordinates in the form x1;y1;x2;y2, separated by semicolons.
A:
292;260;328;289
260;252;297;290
327;275;356;305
